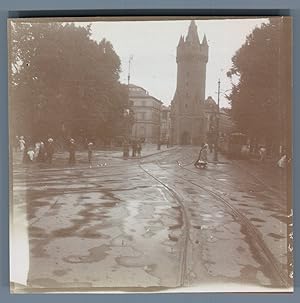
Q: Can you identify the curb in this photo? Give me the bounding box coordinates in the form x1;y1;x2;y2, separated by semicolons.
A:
111;146;178;159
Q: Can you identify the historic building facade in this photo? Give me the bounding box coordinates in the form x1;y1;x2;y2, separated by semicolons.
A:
170;20;209;145
129;84;162;143
160;105;171;143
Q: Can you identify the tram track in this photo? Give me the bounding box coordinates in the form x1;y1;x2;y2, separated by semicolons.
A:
16;146;291;288
138;162;190;287
148;158;290;287
158;147;287;212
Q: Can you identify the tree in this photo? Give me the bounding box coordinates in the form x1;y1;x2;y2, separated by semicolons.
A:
226;18;291;153
9;22;128;145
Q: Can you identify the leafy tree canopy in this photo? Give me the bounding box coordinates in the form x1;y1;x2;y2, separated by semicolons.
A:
10;22;129;145
226;18;290;147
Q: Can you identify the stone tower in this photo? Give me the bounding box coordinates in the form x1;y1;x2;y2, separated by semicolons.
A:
170;20;209;145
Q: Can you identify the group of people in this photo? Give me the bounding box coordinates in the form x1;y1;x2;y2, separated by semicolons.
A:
258;145;288;168
123;139;143;159
16;136;94;165
16;136;55;164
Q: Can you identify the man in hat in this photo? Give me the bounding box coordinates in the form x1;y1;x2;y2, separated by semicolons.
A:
68;138;76;165
46;138;54;164
19;136;26;152
87;142;93;163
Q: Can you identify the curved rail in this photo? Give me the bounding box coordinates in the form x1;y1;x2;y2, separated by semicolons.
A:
152;159;290;287
138;163;190;287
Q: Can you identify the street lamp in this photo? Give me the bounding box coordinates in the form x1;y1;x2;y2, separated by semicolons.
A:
123;55;133;158
213;79;221;162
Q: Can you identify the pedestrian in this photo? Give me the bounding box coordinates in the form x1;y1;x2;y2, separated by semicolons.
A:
37;141;46;162
34;142;41;160
123;139;129;159
19;136;26;152
14;136;19;152
87;142;93;163
277;154;287;168
68;138;76;165
136;140;142;157
27;146;35;162
46;138;54;164
22;145;28;163
131;140;137;157
259;145;267;161
241;144;250;158
194;143;208;167
157;139;161;150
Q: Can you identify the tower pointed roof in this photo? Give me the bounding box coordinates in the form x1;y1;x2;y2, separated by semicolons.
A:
202;34;208;46
186;20;200;45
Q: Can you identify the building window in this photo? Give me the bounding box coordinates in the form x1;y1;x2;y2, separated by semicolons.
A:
185;103;188;109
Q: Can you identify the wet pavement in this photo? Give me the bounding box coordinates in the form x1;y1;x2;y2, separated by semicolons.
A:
11;146;291;292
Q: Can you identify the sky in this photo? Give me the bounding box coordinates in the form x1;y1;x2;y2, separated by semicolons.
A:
78;18;268;107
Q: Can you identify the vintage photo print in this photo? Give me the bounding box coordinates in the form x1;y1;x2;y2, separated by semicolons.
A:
8;16;293;293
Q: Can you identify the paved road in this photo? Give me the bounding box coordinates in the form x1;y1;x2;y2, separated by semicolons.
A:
11;147;291;292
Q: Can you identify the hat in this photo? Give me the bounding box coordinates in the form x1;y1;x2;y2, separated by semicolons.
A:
88;142;93;146
48;138;53;142
70;138;75;143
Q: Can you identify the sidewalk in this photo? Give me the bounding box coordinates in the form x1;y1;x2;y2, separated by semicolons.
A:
232;157;288;196
104;143;177;159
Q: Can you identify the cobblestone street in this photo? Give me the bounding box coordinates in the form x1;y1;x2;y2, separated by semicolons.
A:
11;146;291;292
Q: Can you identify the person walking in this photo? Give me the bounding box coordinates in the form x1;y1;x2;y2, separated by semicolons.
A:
19;136;26;152
259;145;267;161
131;140;137;157
68;138;76;165
136;140;142;157
194;143;208;167
22;145;28;163
46;138;54;164
14;136;19;152
37;141;46;162
27;146;35;162
123;139;129;159
87;142;93;163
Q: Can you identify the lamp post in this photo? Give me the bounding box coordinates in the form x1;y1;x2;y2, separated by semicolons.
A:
213;79;221;162
123;55;133;158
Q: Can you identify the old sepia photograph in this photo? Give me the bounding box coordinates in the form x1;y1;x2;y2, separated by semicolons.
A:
8;16;293;293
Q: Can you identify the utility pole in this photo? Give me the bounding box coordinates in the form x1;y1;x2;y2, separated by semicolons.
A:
128;55;133;86
127;55;133;139
123;55;133;158
213;79;221;162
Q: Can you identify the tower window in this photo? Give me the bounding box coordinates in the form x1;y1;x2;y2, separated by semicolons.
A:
185;103;188;109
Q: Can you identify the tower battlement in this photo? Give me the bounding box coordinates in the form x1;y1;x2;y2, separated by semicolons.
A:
176;23;208;63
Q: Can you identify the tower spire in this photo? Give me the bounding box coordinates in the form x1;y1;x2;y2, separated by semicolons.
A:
186;20;200;45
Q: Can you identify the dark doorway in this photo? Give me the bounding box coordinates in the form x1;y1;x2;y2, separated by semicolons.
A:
181;131;191;145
